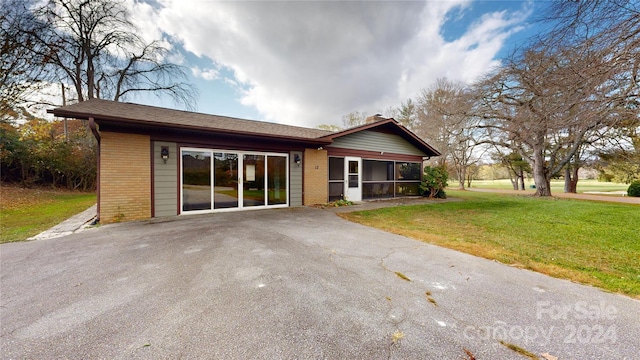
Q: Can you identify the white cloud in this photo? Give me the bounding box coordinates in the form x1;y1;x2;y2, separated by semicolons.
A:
127;0;164;45
138;0;531;127
191;66;220;81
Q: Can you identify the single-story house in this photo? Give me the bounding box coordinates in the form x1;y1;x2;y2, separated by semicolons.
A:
49;99;440;223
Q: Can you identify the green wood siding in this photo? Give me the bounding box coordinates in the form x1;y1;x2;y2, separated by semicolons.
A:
153;141;178;217
290;151;303;206
328;130;426;156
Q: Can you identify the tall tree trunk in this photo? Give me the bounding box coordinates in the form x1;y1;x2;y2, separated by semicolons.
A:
519;168;525;190
532;148;552;196
533;173;552;196
507;167;517;190
457;166;466;190
564;165;579;193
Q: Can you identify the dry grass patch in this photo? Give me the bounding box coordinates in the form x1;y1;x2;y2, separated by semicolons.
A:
339;190;640;298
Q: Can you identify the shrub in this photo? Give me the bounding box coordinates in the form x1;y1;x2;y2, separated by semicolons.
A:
628;181;640;197
328;199;354;207
420;166;448;199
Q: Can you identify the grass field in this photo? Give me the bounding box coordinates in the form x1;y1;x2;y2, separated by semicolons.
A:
340;190;640;298
469;179;629;194
1;185;96;243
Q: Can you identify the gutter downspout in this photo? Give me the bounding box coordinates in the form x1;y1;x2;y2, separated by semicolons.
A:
89;117;100;224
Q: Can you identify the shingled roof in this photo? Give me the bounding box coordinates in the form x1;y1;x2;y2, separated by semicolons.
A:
49;99;333;141
49;99;439;156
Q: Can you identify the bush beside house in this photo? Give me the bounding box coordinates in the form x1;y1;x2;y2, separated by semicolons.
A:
628;181;640;197
420;166;448;199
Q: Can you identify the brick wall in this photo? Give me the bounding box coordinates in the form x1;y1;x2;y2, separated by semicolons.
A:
100;132;151;223
303;148;328;205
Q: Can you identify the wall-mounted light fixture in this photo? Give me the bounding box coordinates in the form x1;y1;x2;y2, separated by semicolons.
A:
294;154;301;167
161;146;169;164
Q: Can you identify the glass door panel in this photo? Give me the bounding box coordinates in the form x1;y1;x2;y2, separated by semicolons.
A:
328;157;344;201
214;152;239;209
344;156;362;201
182;150;212;211
348;160;359;187
267;156;287;205
243;154;265;207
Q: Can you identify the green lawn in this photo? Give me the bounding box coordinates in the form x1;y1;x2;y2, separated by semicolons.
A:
469;179;629;193
1;187;96;243
340;190;640;298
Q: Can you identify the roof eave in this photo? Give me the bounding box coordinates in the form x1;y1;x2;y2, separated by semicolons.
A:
48;108;331;146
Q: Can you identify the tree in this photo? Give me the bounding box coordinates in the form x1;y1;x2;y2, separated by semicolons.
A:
547;1;639;193
562;142;592;193
491;151;531;190
475;1;639;196
416;78;483;189
0;115;97;189
548;1;638;194
316;124;342;132
594;110;640;183
395;99;418;130
0;0;50;120
316;111;367;132
0;119;28;182
9;0;196;109
2;0;197;190
477;32;638;196
596;141;640;184
341;111;367;128
538;1;639;49
465;163;479;188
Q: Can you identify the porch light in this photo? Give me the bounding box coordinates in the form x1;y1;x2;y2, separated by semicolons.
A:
294;154;301;166
161;146;169;163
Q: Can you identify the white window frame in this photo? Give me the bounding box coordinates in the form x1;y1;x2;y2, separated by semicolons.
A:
180;147;289;214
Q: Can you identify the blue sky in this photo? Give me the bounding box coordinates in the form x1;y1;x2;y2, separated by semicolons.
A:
124;0;542;128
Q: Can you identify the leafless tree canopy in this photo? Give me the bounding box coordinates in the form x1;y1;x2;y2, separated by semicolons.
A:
416;78;483;189
474;0;639;196
0;0;50;119
2;0;197;110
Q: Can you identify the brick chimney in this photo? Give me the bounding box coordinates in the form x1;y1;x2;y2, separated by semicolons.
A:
364;114;386;123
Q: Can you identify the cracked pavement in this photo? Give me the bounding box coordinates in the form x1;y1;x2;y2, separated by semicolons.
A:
1;207;639;359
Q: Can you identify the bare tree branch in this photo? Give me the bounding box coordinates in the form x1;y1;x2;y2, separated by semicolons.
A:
5;0;198;110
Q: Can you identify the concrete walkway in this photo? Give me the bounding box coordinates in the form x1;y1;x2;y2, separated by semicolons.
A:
466;188;640;205
27;204;97;241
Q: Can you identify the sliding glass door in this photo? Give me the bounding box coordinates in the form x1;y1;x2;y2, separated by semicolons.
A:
182;150;212;211
267;156;287;205
214;152;239;209
181;148;288;213
243;154;265;207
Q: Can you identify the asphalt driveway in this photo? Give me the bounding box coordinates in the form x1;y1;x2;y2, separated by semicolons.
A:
1;207;638;359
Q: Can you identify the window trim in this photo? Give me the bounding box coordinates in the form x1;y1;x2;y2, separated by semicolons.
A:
180;147;289;214
330;157;422;200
